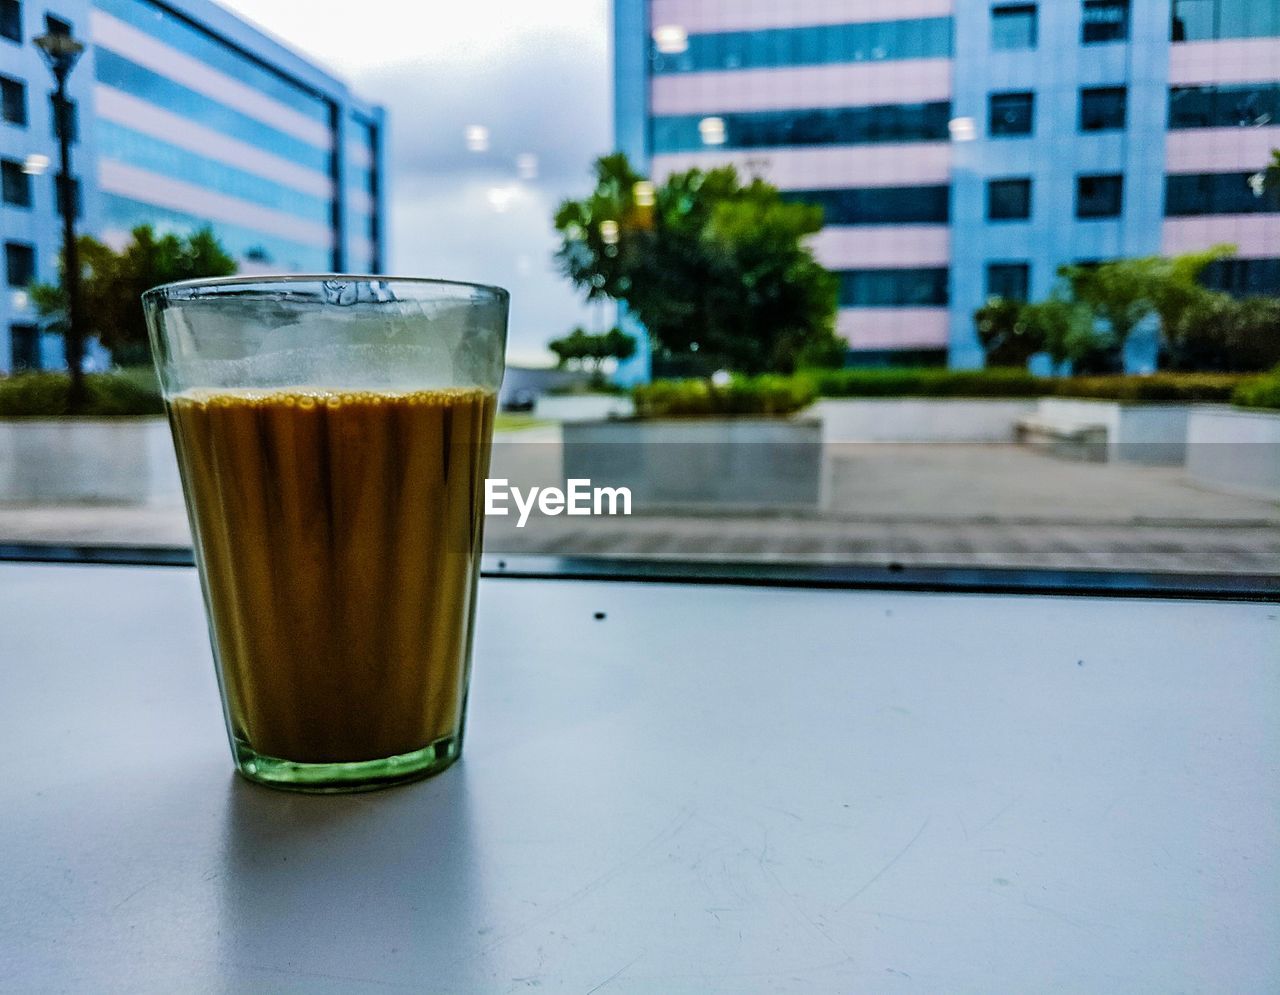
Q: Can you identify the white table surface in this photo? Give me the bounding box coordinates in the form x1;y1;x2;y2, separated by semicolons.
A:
0;562;1277;993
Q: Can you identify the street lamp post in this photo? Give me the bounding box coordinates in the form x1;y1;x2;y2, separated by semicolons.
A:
34;29;86;411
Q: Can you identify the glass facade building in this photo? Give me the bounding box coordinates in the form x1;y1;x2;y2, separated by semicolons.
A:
614;0;1280;371
1;0;386;372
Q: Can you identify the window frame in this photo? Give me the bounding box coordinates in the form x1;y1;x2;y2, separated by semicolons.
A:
0;73;27;127
985;261;1031;301
988;91;1035;137
1;157;32;206
986;177;1033;221
1080;86;1127;132
4;240;36;289
991;3;1038;49
1076;173;1124;218
1082;0;1131;43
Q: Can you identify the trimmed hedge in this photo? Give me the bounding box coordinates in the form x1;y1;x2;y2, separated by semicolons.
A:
633;375;815;418
804;367;1045;398
1051;373;1243;403
1232;369;1280;411
0;372;164;417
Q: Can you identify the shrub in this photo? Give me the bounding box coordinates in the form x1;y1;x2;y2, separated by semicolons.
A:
0;372;164;417
1162;294;1280;372
805;367;1045;398
975;297;1042;367
633;375;815;417
1052;373;1244;402
1232;368;1280;410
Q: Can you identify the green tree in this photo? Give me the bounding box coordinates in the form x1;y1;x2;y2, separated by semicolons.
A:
548;325;637;381
1058;260;1156;372
553;153;840;375
1017;293;1097;371
31;225;236;367
974;297;1041;367
1163;294;1280;372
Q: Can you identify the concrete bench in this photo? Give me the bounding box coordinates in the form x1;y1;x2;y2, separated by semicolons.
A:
1015;415;1108;462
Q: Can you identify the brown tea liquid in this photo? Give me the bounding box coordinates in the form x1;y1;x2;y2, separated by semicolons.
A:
168;387;495;764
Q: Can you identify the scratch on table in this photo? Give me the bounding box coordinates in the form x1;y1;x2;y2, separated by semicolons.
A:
585;950;645;994
977;792;1024;834
838;817;931;910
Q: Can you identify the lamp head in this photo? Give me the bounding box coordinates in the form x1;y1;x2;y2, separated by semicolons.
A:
34;32;85;77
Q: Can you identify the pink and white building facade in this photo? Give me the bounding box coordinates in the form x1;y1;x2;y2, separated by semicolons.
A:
613;0;1280;373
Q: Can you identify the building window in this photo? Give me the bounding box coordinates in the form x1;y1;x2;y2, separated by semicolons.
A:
54;176;81;218
838;268;950;307
987;178;1032;221
986;262;1030;301
1076;174;1124;218
1168;84;1280;129
0;0;20;43
989;91;1034;136
650;102;953;153
1083;0;1130;42
1172;0;1280;41
782;185;950;225
0;74;25;126
9;324;40;371
44;13;71;36
1080;87;1127;131
1200;258;1280;295
1165;172;1280;215
49;95;78;143
992;4;1037;48
5;241;35;288
1;157;32;206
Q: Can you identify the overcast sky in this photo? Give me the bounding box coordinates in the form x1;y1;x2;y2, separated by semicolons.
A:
217;0;613;366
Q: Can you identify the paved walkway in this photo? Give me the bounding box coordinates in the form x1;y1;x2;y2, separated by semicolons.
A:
3;436;1277;573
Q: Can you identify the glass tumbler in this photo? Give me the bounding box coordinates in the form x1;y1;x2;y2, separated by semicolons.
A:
143;276;508;792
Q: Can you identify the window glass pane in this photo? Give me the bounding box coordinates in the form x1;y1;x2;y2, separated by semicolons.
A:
1166;172;1280;214
783;185;950;225
0;0;20;42
986;262;1030;300
992;4;1037;49
989;92;1034;135
0;75;26;125
1;158;32;206
1200;257;1280;294
1172;0;1215;40
1076;174;1124;217
5;241;35;287
987;178;1032;220
656;17;953;74
8;324;40;371
1083;0;1130;42
838;268;949;306
1080;87;1127;130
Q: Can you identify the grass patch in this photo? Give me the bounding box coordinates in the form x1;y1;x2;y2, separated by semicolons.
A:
633;375;816;418
493;413;551;432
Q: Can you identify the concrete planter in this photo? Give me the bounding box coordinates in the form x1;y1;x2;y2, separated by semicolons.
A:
0;417;181;505
1185;406;1280;501
1021;398;1191;465
534;393;634;423
562;417;823;509
813;398;1037;443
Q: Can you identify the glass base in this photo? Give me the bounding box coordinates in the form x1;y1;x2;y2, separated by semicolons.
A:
232;734;461;793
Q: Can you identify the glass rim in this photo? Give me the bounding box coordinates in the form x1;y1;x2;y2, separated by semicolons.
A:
142;273;510;304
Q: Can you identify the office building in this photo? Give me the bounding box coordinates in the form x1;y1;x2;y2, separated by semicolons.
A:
1;0;386;371
614;0;1279;370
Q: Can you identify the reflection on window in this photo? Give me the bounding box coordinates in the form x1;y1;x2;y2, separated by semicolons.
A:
1080;87;1127;131
989;91;1034;136
986;262;1030;300
782;185;949;225
1168;83;1280;128
992;4;1037;49
1172;0;1280;41
1082;0;1130;43
1166;172;1280;215
838;268;949;307
1076;173;1124;217
1;74;26;126
649;17;953;73
986;178;1032;220
651;102;952;153
5;241;35;287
